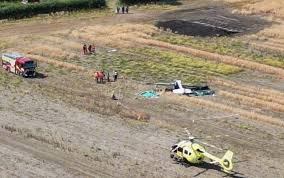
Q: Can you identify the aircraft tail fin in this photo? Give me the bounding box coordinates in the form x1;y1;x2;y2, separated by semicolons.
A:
220;150;234;172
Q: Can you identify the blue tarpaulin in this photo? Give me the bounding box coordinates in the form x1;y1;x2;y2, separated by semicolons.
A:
138;90;159;98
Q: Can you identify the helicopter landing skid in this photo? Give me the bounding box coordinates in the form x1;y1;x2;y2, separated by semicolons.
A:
171;155;191;168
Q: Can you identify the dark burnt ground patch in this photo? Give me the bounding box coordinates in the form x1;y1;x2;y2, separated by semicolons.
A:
156;4;273;37
156;20;240;37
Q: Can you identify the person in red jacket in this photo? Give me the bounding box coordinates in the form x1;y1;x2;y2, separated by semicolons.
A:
94;71;105;83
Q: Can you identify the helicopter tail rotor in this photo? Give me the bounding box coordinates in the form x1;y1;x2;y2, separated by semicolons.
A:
220;150;234;172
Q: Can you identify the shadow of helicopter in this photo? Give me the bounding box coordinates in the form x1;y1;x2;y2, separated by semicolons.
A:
34;72;48;79
174;160;247;178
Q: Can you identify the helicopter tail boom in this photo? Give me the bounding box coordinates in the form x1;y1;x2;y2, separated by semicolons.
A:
202;150;233;172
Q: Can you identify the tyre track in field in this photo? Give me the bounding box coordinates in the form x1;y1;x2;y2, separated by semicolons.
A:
0;10;158;38
0;130;115;178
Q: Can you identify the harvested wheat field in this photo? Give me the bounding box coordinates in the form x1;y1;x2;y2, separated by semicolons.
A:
0;0;284;177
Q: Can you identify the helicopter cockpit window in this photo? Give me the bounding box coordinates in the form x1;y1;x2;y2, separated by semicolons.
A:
172;145;178;152
177;147;183;152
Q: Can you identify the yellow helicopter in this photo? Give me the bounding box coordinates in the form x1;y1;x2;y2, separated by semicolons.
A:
170;129;234;173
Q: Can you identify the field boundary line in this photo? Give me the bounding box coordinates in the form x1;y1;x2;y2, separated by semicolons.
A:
166;94;284;127
219;90;284;113
208;77;284;103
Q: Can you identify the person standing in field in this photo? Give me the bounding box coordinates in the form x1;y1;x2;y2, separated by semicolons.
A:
126;6;129;14
83;44;87;55
113;71;118;81
107;71;110;82
116;6;120;13
88;45;92;54
122;6;125;14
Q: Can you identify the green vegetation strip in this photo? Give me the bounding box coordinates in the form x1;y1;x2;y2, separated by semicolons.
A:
32;46;241;84
85;47;242;84
0;0;106;20
155;34;284;69
0;70;22;87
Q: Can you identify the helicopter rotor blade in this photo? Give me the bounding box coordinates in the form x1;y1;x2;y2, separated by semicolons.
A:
184;128;224;151
196;139;223;151
233;159;248;164
193;169;209;177
184;128;191;137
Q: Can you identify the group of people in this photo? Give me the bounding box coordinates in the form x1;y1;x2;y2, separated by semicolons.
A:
94;70;118;83
83;44;96;55
116;6;129;14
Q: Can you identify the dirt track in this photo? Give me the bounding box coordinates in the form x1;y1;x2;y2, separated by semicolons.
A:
0;131;110;177
0;10;158;38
